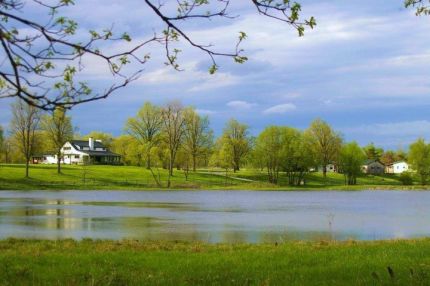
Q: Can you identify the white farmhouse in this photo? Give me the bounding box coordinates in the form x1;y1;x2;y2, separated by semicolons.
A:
386;161;409;174
32;138;121;165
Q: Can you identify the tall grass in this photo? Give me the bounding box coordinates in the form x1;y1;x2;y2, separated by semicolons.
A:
0;239;429;285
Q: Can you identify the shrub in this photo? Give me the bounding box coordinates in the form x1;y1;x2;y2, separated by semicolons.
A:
399;172;413;185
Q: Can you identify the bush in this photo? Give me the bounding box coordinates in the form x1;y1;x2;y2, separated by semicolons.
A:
399;172;413;185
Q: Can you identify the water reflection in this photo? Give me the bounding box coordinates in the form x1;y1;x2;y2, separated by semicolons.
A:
0;190;429;243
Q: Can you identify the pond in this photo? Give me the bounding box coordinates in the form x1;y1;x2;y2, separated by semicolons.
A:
0;190;429;243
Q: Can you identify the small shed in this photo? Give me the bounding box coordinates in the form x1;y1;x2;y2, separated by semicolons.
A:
362;159;385;175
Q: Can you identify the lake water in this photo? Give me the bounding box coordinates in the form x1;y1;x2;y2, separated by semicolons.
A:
0;190;429;243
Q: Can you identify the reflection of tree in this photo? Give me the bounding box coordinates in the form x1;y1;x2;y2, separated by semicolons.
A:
118;217;203;242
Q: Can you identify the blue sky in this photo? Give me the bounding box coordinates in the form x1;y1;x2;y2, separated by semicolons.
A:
1;0;430;150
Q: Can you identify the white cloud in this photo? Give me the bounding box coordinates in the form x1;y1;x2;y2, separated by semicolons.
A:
282;92;301;99
138;63;240;92
334;51;430;74
226;100;256;110
343;121;430;148
263;103;297;114
346;121;430;137
188;72;239;92
196;109;216;115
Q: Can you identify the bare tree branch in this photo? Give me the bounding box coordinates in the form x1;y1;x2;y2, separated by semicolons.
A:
0;0;315;110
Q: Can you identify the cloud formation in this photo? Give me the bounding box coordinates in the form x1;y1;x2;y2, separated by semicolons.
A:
1;0;430;150
226;100;257;110
263;103;297;114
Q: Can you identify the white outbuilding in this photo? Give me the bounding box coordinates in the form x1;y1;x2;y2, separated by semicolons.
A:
386;161;409;174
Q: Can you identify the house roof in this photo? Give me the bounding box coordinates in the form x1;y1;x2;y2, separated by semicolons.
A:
364;159;385;166
81;150;121;157
70;140;105;149
32;152;56;157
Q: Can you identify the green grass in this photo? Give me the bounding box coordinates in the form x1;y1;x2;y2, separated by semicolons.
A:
0;164;248;190
0;164;427;191
1;239;430;285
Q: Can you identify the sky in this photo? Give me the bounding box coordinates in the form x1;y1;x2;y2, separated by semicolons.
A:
1;0;430;150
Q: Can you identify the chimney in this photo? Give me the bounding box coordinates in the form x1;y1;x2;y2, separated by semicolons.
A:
89;137;94;150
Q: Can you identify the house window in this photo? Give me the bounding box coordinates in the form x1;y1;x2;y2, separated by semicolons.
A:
75;155;79;159
63;147;71;150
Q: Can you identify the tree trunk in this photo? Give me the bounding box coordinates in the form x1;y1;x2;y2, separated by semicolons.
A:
167;172;171;188
57;151;61;174
169;158;173;176
322;165;327;178
192;155;196;172
149;167;162;188
25;159;29;178
146;153;151;169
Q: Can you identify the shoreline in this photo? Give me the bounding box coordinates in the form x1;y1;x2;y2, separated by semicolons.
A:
1;185;430;191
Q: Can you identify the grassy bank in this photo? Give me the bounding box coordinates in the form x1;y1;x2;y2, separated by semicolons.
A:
0;239;430;285
0;163;427;191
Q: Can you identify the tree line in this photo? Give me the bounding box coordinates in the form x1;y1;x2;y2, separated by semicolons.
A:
1;99;430;186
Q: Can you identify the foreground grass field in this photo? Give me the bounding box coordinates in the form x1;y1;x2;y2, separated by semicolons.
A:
0;239;430;285
0;163;426;190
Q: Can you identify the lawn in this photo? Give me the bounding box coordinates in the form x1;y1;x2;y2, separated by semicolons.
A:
0;164;250;190
0;164;426;190
0;239;430;285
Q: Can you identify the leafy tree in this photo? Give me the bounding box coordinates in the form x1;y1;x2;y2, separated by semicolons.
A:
405;0;430;15
9;99;41;177
408;138;430;185
41;107;73;174
111;135;144;166
0;125;4;160
338;142;366;185
2;137;13;163
283;130;315;186
380;149;408;166
161;101;186;187
254;126;313;185
0;1;314;110
395;149;408;162
363;143;384;161
183;108;213;172
254;126;284;184
176;148;193;181
304;119;342;178
125;102;163;169
222;119;251;172
380;150;396;166
210;137;235;181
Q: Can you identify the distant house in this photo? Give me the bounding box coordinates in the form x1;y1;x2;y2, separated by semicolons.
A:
317;163;338;173
32;138;121;165
386;161;409;174
362;159;385;175
32;152;57;164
